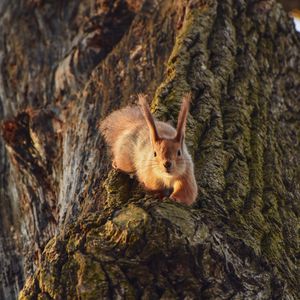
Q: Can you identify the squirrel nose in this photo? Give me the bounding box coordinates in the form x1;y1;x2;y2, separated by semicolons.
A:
163;161;172;170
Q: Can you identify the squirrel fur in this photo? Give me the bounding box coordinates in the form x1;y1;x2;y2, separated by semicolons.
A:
100;94;198;205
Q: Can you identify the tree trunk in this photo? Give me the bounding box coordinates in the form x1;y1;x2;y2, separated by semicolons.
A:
0;0;299;299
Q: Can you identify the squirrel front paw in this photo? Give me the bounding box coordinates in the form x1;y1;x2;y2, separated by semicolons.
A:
170;193;195;206
112;160;118;169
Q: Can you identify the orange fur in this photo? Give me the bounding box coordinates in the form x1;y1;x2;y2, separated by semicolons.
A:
99;94;198;205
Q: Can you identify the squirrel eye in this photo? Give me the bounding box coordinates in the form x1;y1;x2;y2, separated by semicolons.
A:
154;151;157;157
177;150;181;156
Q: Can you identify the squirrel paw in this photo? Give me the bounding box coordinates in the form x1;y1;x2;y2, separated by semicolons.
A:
170;194;194;206
170;195;180;203
112;161;118;169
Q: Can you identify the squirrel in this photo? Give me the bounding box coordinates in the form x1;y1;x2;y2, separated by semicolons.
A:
100;93;198;205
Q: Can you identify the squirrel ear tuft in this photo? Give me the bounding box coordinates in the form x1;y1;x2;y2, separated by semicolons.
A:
175;92;191;143
138;94;159;143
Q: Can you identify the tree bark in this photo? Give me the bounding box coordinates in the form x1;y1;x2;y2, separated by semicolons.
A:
0;0;299;299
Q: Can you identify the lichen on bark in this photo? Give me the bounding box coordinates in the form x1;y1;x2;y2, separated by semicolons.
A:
0;0;299;299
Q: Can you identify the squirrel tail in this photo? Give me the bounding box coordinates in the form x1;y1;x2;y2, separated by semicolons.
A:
99;106;144;146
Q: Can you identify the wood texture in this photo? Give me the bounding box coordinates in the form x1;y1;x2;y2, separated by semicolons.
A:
0;0;299;299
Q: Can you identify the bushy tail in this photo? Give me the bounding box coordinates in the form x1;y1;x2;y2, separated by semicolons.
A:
100;106;144;147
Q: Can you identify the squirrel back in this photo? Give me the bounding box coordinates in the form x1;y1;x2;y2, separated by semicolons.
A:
100;106;144;148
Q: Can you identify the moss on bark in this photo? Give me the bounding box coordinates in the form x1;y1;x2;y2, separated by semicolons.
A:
0;0;298;299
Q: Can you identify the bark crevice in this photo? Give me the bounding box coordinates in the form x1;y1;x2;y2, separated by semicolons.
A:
0;0;299;299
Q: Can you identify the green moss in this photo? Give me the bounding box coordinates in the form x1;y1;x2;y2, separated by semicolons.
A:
153;202;208;240
103;263;136;298
261;230;284;262
75;252;109;299
84;228;106;260
18;275;39;300
153;3;217;124
66;233;85;254
38;269;57;299
263;191;282;225
160;289;178;300
60;257;79;299
102;204;150;256
38;238;66;299
243;208;266;243
111;204;149;231
103;169;136;208
37;293;51;300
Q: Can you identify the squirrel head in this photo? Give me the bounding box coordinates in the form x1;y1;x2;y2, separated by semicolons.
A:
151;138;186;176
138;93;191;177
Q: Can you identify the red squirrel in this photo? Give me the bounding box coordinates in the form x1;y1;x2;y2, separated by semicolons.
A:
100;93;198;205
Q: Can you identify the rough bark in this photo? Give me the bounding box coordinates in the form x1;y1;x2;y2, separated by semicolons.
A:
0;0;299;299
279;0;300;11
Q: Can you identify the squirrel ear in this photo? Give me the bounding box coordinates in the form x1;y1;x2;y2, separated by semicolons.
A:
138;94;159;143
175;92;191;143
